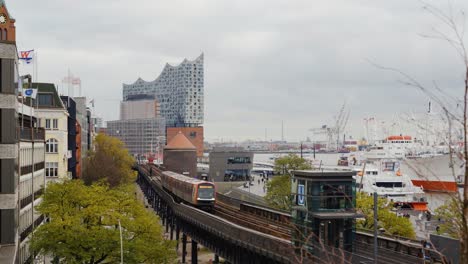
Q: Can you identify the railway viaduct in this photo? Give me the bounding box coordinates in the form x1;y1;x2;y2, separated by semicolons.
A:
134;164;446;264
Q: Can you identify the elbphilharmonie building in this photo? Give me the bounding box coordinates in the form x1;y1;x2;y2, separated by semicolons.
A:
122;54;204;127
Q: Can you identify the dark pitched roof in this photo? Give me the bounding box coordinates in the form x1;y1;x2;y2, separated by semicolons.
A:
32;82;65;109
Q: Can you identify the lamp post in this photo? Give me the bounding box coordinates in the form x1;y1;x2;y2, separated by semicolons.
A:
118;219;123;264
373;192;378;264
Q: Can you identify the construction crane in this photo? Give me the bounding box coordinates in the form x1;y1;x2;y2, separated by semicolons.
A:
309;102;350;151
334;102;350;151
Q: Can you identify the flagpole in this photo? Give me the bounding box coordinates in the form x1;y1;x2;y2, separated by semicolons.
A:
20;78;23;129
35;50;38;82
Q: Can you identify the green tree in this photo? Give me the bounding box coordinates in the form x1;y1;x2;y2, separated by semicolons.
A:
265;154;311;211
30;180;176;264
274;154;312;175
434;197;464;239
356;192;415;239
83;133;136;187
265;175;291;211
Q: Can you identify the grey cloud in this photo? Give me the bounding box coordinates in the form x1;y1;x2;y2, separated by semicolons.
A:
8;0;468;141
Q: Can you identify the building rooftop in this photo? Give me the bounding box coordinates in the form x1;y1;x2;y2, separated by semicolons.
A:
165;131;196;150
33;82;65;109
211;146;248;152
292;169;356;178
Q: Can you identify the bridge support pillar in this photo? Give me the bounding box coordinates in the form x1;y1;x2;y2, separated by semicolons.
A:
175;225;180;250
191;239;198;264
182;233;187;264
170;219;174;240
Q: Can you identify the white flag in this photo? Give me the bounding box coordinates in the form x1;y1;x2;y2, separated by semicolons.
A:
18;77;23;92
23;88;38;99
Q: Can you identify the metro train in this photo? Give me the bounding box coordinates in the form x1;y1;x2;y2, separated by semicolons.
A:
160;171;216;210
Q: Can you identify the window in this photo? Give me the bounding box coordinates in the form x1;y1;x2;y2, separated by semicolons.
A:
53;119;58;129
46;138;58;153
45;162;58;177
227;157;251;164
38;94;53;106
45;119;51;129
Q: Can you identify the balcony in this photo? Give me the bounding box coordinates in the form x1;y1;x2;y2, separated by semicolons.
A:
18;127;45;141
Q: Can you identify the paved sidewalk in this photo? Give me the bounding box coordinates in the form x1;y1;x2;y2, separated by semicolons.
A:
236;174;270;197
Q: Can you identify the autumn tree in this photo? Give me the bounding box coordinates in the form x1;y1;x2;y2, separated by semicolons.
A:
30;180;176;264
83;133;136;187
356;192;416;239
265;154;311;210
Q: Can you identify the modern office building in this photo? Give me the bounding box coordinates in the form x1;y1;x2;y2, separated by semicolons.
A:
167;126;204;157
0;4;46;263
120;94;160;120
61;96;78;179
34;83;69;182
107;117;166;155
209;147;253;182
17;103;46;264
290;169;360;255
122;54;204;127
0;9;17;263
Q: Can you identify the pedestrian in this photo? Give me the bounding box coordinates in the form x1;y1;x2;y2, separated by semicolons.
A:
436;225;440;234
258;179;260;185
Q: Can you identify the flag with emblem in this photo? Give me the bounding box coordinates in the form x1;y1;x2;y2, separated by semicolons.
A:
23;88;38;99
19;50;34;64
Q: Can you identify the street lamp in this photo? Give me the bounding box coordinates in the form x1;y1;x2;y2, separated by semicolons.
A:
118;219;123;264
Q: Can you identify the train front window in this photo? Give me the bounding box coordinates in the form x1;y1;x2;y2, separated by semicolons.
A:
198;186;214;200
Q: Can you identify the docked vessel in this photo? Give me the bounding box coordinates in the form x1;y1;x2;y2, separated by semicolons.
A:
352;159;428;211
363;135;464;193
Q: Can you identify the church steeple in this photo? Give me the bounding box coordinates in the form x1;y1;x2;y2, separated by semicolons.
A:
0;0;16;42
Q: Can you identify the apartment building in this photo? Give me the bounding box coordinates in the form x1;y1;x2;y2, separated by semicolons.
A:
33;83;69;182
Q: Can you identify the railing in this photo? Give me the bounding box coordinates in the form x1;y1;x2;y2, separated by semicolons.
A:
20;162;45;176
142;171;294;263
20;195;33;209
18;127;45;141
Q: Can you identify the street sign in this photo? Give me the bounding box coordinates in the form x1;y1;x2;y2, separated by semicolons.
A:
298;184;305;206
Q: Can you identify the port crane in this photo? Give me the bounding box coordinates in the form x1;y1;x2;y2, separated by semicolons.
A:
309;102;350;151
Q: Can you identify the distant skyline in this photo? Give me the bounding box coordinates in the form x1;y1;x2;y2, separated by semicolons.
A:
10;0;467;142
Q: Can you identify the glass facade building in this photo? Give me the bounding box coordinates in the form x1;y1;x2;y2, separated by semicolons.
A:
122;54;204;127
291;170;359;255
107;118;166;155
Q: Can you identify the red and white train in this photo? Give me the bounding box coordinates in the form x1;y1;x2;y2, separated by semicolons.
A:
160;171;216;210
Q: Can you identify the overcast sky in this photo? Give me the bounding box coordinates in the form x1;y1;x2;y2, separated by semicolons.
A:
9;0;468;142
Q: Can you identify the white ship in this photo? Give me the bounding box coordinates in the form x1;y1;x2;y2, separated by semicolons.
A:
363;135;464;193
352;159;428;211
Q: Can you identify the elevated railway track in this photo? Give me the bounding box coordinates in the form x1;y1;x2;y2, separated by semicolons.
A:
136;164;447;264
